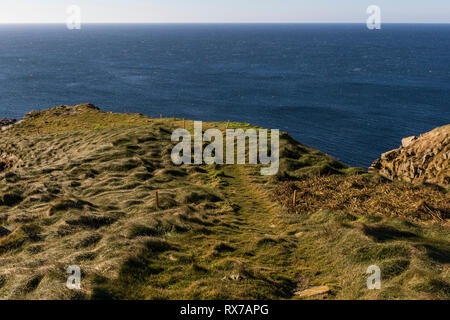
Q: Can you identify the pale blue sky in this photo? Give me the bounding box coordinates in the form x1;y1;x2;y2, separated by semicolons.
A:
0;0;449;23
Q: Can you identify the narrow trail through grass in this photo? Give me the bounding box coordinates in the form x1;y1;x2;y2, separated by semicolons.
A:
123;164;303;300
220;165;284;240
2;105;447;300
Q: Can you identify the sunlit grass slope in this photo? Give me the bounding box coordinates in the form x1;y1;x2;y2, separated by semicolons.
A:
0;104;448;300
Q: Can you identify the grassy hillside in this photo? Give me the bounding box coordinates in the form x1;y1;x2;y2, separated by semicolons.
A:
0;104;448;300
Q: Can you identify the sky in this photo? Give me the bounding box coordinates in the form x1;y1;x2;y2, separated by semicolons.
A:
0;0;449;23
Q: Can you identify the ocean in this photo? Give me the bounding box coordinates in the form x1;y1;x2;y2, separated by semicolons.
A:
0;23;449;167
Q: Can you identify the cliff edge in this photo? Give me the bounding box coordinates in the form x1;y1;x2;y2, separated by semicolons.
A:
370;125;449;188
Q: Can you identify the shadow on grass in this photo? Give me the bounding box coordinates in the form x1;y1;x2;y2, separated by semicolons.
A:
422;244;450;264
361;224;417;242
91;238;176;300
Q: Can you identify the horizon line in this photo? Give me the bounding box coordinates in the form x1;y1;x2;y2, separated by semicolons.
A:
0;21;450;25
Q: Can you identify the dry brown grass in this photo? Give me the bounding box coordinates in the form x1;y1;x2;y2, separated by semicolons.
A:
0;104;448;300
274;175;449;222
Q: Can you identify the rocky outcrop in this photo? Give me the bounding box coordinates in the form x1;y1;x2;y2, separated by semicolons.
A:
370;125;449;188
23;103;100;120
0;118;16;127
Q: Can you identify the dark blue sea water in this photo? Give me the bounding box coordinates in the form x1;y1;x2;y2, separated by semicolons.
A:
0;24;449;167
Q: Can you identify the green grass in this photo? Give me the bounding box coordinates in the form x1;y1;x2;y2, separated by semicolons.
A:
0;103;447;300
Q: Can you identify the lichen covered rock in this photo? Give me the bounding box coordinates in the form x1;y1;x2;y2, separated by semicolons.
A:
370;125;449;188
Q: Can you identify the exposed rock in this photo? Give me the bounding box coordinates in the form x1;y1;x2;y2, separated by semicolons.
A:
370;125;449;188
402;136;417;148
294;285;330;297
23;103;100;120
0;118;16;128
222;274;243;281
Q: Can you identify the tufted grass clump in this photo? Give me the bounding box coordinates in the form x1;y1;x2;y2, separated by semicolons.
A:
0;104;447;300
